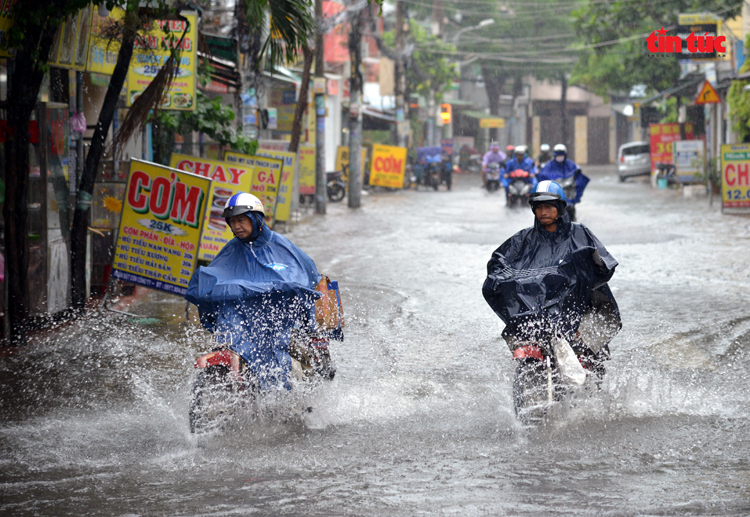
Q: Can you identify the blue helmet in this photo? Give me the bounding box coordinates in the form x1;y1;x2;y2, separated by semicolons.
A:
529;180;567;213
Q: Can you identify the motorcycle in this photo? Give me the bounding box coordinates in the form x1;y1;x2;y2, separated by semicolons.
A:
424;162;440;190
189;330;336;434
510;333;608;426
559;171;580;221
485;163;501;192
326;171;346;202
505;169;534;207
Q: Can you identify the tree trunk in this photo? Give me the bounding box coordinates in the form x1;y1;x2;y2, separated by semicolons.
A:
3;21;58;345
347;10;364;209
70;19;138;312
289;47;313;153
560;72;568;148
481;62;505;143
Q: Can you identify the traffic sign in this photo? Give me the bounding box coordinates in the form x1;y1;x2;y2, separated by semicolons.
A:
695;80;720;105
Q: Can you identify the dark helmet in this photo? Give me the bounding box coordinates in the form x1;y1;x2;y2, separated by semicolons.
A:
529;180;567;214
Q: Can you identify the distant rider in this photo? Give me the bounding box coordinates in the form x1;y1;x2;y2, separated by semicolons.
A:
536;143;552;166
482;142;506;188
536;144;588;205
185;193;333;391
501;145;537;190
482;180;621;376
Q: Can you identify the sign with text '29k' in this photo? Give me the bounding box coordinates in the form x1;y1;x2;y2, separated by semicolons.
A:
112;160;210;295
369;144;407;188
720;144;750;213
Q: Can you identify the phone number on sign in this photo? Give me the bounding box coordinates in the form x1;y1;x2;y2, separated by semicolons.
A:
726;189;750;200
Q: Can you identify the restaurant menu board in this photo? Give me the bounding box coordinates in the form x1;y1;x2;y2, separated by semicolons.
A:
299;145;316;195
111;160;210;295
225;150;295;223
249;157;283;227
169;153;253;261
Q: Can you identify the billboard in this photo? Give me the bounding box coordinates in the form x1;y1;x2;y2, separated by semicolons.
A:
369;144;407;189
720;144;750;212
111;160;210;295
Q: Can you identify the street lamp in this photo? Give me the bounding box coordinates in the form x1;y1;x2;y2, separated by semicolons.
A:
452;18;495;44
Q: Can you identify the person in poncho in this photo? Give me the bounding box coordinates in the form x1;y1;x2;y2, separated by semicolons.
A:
482;180;621;373
185;193;323;390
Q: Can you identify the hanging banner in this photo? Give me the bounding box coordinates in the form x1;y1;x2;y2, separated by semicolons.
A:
47;4;93;70
720;144;750;212
0;0;16;58
87;6;126;75
169;153;253;261
226;150;295;223
111;159;210;295
299;145;316;195
126;12;197;110
369;144;407;189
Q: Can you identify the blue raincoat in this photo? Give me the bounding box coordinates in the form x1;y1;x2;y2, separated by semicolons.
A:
482;210;621;346
537;158;590;204
501;156;537;189
185;219;321;390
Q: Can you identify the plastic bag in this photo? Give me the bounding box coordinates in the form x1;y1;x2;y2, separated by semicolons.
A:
552;337;586;385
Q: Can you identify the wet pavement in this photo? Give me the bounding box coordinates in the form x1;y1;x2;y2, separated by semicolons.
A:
2;166;750;515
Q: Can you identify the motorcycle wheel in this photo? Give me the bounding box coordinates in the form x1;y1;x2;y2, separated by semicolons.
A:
513;360;554;426
189;365;236;434
327;183;346;202
566;205;576;222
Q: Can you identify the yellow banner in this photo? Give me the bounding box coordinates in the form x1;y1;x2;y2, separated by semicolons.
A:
720;143;750;212
169;153;254;261
369;144;406;189
335;145;368;182
299;145;316;195
243;156;283;228
48;4;93;71
87;6;126;74
0;0;16;58
479;117;505;129
111;159;210;295
226;150;295;223
126;12;197;110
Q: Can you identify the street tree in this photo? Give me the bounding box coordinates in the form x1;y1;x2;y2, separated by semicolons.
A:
571;0;741;98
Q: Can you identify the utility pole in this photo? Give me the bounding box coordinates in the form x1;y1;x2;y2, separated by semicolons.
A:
347;9;364;209
314;0;327;214
394;0;406;148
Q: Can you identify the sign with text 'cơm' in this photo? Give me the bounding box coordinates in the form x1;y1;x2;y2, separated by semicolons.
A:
169;153;254;261
112;160;210;295
369;144;407;189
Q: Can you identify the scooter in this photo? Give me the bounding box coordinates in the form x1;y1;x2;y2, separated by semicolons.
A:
326;171;346;202
511;333;607;426
559;170;580;221
485;163;501;192
189;330;336;434
504;169;534;207
424;162;440;190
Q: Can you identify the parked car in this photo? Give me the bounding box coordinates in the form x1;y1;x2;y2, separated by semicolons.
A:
617;141;651;181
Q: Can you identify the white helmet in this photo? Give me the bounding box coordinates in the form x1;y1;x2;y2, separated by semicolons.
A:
222;192;265;221
540;143;550;152
514;145;528;155
553;144;567;154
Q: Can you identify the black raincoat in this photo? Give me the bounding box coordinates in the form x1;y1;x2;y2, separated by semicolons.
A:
482;210;621;350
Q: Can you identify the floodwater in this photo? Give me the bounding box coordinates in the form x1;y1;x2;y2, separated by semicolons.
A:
2;167;750;515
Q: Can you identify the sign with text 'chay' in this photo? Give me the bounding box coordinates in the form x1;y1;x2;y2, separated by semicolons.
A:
369;144;407;189
169;153;254;261
720;144;750;213
112;160;210;295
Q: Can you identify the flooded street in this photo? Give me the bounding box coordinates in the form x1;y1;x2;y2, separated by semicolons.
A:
3;167;750;515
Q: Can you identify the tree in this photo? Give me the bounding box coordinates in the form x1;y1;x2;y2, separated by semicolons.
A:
727;36;750;142
571;0;741;98
2;0;99;344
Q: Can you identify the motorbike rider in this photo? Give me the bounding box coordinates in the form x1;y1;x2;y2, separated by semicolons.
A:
537;144;589;206
440;150;453;190
481;180;621;376
482;142;506;188
185;192;333;391
536;143;552;166
501;145;537;190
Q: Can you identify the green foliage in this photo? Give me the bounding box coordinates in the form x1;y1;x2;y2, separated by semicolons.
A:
572;0;741;97
727;36;750;143
152;90;258;164
383;23;457;102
